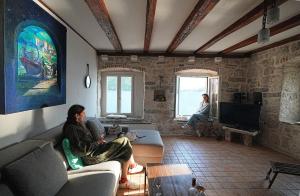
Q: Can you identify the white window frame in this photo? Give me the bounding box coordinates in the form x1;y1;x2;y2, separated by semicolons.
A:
101;71;144;118
208;76;219;119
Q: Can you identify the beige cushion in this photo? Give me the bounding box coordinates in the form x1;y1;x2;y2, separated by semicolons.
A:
134;157;163;166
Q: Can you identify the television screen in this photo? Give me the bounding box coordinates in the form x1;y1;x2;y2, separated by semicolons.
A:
219;102;261;130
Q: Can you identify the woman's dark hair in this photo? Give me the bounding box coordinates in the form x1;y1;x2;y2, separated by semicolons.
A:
66;104;85;123
202;94;209;102
63;104;85;130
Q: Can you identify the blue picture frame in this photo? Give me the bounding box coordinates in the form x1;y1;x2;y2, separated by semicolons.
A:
0;0;66;114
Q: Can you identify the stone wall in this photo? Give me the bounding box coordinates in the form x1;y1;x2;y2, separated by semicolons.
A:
97;40;300;159
98;56;250;135
248;40;300;159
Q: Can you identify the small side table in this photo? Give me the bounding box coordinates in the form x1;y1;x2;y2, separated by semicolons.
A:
266;161;300;188
145;163;192;195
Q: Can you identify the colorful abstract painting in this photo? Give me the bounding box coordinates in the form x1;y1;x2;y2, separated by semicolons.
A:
0;0;66;114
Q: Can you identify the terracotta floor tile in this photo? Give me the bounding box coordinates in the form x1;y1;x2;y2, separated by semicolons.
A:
117;136;300;195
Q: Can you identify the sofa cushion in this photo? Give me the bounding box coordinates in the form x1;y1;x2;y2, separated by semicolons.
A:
57;172;117;196
67;160;121;178
62;138;83;170
33;124;64;146
54;145;69;170
132;129;164;155
4;143;67;196
0;184;14;196
86;118;105;140
0;140;48;168
131;129;164;165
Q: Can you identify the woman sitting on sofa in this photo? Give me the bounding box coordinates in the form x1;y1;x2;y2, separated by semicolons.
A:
63;104;143;189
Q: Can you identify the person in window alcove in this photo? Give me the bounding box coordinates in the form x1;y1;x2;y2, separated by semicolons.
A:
182;94;210;137
63;104;143;189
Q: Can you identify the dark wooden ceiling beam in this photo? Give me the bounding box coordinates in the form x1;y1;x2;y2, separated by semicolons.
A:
166;0;220;53
194;0;288;53
97;50;250;58
249;33;300;54
222;13;300;54
85;0;122;51
144;0;157;52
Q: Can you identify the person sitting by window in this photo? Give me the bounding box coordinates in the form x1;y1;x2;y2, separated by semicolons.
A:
63;104;143;189
182;94;210;137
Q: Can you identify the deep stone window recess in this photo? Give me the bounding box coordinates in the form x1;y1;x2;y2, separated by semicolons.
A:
100;70;144;118
279;62;300;124
174;73;219;119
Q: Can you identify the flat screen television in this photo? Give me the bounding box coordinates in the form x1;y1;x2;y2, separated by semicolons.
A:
219;102;261;130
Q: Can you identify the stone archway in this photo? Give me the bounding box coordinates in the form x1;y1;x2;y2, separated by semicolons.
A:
175;68;218;76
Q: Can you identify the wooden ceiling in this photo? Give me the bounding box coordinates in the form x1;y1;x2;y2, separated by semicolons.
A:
38;0;300;57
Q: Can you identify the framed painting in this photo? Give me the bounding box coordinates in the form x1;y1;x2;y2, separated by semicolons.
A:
0;0;66;114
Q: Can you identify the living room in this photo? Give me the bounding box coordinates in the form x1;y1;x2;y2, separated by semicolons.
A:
0;0;300;195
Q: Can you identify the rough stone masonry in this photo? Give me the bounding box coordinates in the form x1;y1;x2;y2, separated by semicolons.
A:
97;40;300;159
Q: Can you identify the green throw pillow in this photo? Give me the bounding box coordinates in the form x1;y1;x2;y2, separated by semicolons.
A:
62;138;83;170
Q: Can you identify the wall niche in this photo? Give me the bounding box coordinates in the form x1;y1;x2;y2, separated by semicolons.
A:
154;76;166;102
279;58;300;124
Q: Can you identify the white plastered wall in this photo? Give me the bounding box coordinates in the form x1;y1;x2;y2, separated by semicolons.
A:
0;1;98;149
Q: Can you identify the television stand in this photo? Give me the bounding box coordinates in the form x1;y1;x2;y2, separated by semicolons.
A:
222;126;258;146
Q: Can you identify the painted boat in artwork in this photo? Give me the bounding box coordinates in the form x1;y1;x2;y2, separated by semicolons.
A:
20;56;43;76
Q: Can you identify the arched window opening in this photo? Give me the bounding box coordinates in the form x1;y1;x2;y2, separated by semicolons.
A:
100;68;145;118
175;69;219;119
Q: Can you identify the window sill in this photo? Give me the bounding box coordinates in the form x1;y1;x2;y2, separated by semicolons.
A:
280;121;300;126
99;117;152;124
173;117;188;122
174;116;217;122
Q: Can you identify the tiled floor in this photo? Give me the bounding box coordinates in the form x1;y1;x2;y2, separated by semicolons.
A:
117;136;300;196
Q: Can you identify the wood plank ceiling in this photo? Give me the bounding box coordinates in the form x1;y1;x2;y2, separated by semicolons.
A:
39;0;300;57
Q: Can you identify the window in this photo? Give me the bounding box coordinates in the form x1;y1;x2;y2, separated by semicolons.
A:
175;74;219;119
101;71;144;118
176;76;208;116
106;75;132;114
